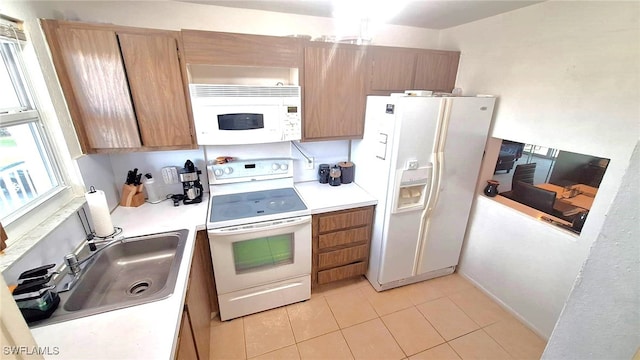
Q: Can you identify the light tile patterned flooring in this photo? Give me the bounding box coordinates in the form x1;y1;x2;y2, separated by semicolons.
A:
210;274;547;359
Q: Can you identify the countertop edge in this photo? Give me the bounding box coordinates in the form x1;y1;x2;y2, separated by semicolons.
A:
309;200;378;214
294;181;378;215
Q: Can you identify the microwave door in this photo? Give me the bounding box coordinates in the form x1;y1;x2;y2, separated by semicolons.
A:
218;113;265;131
194;104;282;145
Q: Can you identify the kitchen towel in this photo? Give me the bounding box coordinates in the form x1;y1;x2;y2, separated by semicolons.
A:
85;187;114;237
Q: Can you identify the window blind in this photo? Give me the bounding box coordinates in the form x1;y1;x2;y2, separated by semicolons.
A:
0;15;26;42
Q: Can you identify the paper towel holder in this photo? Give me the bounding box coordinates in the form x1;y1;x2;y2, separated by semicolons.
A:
85;186;121;239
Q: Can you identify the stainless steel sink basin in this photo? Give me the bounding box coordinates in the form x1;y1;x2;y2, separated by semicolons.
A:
30;229;188;327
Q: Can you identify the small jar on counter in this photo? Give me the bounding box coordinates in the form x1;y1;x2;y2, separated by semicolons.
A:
318;164;330;184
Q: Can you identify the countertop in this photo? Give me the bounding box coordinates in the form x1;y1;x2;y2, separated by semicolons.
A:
28;182;377;359
30;199;209;360
295;181;378;213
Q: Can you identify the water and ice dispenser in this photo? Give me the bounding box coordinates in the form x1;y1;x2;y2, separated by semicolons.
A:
391;165;432;213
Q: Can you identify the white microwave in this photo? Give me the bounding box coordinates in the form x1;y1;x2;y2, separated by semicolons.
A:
189;84;302;145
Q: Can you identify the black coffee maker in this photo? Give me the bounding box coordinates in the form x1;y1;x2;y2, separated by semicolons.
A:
180;160;203;205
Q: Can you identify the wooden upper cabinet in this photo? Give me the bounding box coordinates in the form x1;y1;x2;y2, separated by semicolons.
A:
303;44;368;141
118;33;192;147
414;51;460;92
181;30;303;68
367;46;460;94
368;47;416;93
41;19;195;153
54;27;141;149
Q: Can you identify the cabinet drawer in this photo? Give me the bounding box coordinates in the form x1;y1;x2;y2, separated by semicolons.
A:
318;226;370;250
318;207;374;233
317;262;367;284
318;244;369;269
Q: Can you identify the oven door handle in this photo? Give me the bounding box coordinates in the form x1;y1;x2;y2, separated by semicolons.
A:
208;216;311;236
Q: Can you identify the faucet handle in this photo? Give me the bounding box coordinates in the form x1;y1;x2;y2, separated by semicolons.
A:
64;253;78;263
64;254;81;276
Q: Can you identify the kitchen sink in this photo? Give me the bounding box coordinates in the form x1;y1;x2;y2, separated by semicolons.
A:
30;229;188;327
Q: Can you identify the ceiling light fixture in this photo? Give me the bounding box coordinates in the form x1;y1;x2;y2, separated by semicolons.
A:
331;0;409;43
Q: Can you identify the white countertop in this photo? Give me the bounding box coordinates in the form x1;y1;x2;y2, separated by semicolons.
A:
30;199;209;360
295;181;378;213
28;183;376;359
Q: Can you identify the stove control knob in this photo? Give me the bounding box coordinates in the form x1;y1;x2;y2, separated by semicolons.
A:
272;163;280;170
224;167;233;175
280;163;288;171
213;168;223;177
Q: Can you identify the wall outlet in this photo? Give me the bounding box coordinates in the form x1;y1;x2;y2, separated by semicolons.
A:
304;157;314;170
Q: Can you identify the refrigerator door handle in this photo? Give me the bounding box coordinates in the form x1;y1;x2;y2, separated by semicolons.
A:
415;99;452;274
424;99;451;215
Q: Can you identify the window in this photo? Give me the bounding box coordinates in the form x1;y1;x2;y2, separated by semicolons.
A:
492;138;610;234
0;22;64;222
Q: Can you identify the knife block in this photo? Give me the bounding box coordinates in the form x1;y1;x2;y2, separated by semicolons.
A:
120;184;145;207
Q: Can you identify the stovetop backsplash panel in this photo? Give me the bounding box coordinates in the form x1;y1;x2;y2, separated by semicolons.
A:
203;140;351;183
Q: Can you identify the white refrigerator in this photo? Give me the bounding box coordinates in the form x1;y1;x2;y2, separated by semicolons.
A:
351;95;496;291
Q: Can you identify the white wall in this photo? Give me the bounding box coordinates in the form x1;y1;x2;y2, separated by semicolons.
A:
439;1;640;337
543;141;639;359
2;208;86;284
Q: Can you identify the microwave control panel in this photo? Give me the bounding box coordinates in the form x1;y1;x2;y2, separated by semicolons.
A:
283;105;301;141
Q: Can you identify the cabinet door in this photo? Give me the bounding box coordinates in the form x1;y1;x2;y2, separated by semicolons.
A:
176;309;198;360
54;26;141;149
196;230;218;318
303;45;367;141
118;33;192;147
414;51;460;92
182;30;303;68
185;233;212;359
368;47;416;93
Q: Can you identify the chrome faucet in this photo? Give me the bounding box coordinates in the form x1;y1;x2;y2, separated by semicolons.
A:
58;236;124;293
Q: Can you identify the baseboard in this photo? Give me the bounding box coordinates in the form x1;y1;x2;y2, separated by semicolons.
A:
457;270;551;341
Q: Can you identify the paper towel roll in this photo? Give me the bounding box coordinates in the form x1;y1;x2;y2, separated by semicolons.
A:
86;187;114;237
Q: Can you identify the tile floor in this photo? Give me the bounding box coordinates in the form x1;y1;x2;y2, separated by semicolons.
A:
209;274;547;360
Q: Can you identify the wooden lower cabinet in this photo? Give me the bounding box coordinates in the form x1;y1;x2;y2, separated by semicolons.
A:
176;231;215;360
312;206;374;286
176;309;198;360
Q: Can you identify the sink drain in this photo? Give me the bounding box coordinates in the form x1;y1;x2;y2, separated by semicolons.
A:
128;280;152;296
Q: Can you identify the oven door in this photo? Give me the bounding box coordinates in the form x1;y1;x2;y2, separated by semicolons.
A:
208;215;311;294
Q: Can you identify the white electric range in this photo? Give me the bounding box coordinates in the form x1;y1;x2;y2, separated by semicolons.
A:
206;158;311;321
